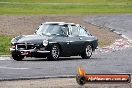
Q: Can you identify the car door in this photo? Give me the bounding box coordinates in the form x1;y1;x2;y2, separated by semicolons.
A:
56;25;73;56
77;26;93;52
68;24;83;55
57;24;81;56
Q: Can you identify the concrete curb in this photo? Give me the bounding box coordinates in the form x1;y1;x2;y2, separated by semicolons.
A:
0;75;76;81
87;22;132;44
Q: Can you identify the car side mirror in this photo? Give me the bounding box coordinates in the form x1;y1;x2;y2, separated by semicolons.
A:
34;30;37;34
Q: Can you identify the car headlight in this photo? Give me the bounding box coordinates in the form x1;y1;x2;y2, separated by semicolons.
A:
43;39;48;46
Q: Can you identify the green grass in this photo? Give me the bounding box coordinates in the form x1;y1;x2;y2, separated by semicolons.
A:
0;0;132;15
0;0;132;4
0;35;11;55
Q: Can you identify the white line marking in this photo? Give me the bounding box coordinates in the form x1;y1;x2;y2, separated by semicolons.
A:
0;66;29;70
121;35;132;44
0;57;11;60
95;39;132;54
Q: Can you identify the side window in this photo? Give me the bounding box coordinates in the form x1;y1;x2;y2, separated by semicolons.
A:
61;25;69;35
79;27;90;36
70;25;79;36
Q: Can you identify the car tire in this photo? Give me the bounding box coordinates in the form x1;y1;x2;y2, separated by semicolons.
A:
11;52;24;61
47;44;60;61
81;45;93;59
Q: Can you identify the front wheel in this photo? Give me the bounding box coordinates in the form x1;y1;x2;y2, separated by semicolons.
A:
11;52;24;61
81;45;93;59
47;44;60;61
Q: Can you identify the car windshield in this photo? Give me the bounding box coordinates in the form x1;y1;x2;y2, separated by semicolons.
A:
79;26;91;36
36;24;66;36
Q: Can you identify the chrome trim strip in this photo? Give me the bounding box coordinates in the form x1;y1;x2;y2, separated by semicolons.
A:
67;41;73;42
10;46;50;53
86;40;92;41
49;42;57;43
18;49;35;52
16;43;34;45
37;51;50;53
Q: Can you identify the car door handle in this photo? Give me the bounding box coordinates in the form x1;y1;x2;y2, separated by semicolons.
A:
79;38;82;40
67;41;73;44
67;42;70;44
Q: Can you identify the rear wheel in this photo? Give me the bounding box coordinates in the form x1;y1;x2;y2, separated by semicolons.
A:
47;44;60;61
11;52;24;61
81;45;93;59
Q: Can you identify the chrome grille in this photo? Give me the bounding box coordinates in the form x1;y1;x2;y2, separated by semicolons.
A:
16;43;35;50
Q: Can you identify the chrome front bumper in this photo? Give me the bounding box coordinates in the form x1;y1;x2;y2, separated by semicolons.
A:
10;48;50;53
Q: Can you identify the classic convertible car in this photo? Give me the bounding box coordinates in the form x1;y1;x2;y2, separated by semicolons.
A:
10;22;98;61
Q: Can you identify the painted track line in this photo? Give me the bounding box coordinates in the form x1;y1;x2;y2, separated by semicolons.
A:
0;66;29;70
0;57;11;60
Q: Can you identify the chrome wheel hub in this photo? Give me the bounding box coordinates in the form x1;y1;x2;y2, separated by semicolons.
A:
52;46;59;59
86;45;92;57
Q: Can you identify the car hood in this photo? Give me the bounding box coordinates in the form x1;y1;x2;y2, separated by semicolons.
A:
16;34;53;44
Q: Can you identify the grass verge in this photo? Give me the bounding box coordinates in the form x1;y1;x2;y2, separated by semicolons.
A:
0;1;132;15
0;35;11;55
0;0;132;3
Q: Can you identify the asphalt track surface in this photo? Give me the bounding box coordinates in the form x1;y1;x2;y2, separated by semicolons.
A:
0;14;132;80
